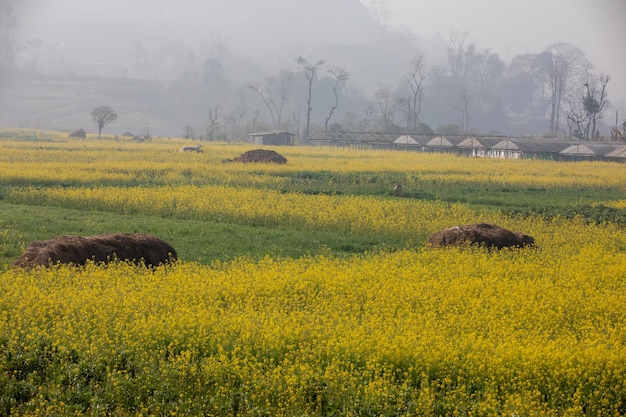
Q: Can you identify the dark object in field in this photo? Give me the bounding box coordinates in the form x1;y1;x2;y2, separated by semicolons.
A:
11;233;178;268
180;145;203;152
233;149;287;164
427;223;534;249
68;129;86;138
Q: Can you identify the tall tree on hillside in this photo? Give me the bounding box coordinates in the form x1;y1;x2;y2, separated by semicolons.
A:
405;56;426;133
324;67;349;131
297;56;324;141
1;6;17;68
206;104;221;140
91;105;118;139
544;43;588;137
446;32;475;133
250;69;293;130
565;72;610;140
504;53;551;118
374;84;395;131
444;31;505;133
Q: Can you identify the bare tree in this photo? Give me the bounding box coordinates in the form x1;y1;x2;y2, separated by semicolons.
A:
455;91;472;133
206;105;221;140
250;70;292;130
447;31;470;82
584;74;610;140
374;84;394;131
292;110;301;142
91;105;118;139
366;0;391;39
361;103;376;132
566;72;610;140
446;32;475;133
28;38;44;73
544;43;588;137
1;6;17;68
405;56;426;132
324;67;349;131
224;89;247;141
297;56;325;141
182;125;196;139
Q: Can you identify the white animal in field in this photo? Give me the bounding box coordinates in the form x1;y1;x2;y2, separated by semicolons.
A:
393;183;403;197
180;145;203;153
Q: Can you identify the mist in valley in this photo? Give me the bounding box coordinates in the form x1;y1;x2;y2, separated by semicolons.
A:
1;0;623;141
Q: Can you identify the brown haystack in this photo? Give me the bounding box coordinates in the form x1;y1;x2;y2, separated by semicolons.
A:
11;233;178;268
427;223;534;249
233;149;287;164
68;128;86;138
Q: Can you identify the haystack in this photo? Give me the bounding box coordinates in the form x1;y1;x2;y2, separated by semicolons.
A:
11;233;178;268
427;223;534;249
233;149;287;164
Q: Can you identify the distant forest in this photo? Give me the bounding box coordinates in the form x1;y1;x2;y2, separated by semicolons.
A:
0;3;617;141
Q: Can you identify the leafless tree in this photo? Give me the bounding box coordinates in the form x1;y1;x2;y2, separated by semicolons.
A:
566;72;610;140
324;67;349;131
297;56;325;140
585;74;610;140
405;56;426;132
223;89;247;141
292;110;301;142
374;84;394;131
447;31;471;82
1;6;17;68
28;38;44;73
455;91;472;133
250;70;292;130
361;103;376;132
206;105;221;140
544;43;588;137
366;0;391;39
182;125;196;139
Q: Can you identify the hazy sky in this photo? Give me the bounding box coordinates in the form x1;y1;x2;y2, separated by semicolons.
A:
365;0;626;107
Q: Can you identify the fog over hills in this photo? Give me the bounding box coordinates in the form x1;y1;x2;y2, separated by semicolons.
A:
1;0;622;139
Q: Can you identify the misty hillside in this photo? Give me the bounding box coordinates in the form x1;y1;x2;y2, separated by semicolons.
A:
16;0;377;76
0;0;618;140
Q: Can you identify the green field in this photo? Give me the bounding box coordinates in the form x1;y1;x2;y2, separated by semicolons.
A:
1;131;625;416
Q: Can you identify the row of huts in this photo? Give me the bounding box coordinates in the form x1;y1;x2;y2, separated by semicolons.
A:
308;131;626;162
249;130;626;162
391;135;626;162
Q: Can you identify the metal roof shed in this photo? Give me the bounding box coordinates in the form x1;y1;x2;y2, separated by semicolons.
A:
605;145;626;162
559;143;621;161
424;136;465;153
456;137;504;157
393;135;430;151
248;130;295;146
489;138;575;160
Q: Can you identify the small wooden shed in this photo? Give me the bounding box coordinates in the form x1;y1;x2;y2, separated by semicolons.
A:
248;131;295;146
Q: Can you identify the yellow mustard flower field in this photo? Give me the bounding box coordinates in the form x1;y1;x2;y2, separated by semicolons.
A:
0;132;625;416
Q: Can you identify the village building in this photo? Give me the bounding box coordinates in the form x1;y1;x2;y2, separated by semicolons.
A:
456;137;505;157
487;138;577;160
604;145;626;162
424;136;466;153
559;143;623;161
248;131;295;146
303;129;626;163
392;135;430;151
